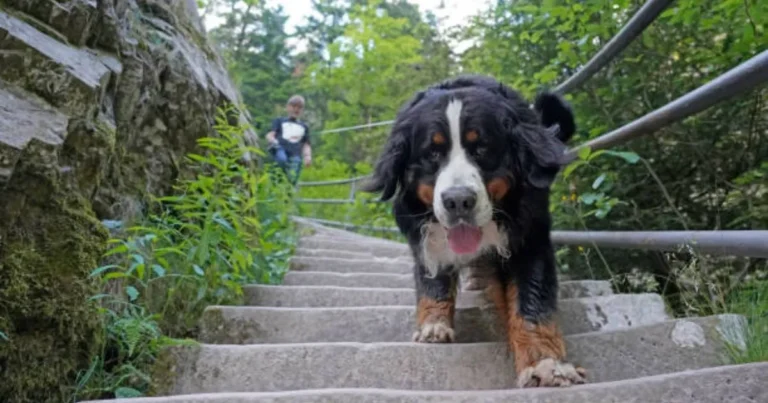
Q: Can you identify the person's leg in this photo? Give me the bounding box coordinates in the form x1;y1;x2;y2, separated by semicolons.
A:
274;147;288;169
287;154;303;185
271;146;295;185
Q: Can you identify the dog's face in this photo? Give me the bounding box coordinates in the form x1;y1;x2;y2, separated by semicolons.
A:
363;76;575;268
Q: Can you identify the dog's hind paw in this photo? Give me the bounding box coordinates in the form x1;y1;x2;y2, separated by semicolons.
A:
516;358;587;388
412;321;455;343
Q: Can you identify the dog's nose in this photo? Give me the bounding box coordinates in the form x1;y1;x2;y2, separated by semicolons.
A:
441;186;477;217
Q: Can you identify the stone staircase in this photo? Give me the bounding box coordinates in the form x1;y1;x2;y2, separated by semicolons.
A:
85;221;768;402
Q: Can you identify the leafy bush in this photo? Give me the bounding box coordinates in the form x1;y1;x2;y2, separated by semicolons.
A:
74;107;297;399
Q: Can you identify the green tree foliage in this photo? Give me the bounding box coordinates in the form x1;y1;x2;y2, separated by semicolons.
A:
301;0;424;165
208;0;298;130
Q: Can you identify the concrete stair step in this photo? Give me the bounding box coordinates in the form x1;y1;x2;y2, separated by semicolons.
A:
199;293;668;344
244;280;613;307
283;271;413;288
293;217;394;241
149;315;745;395
282;270;575;288
297;238;410;258
290;256;412;273
293;248;383;260
79;361;768;403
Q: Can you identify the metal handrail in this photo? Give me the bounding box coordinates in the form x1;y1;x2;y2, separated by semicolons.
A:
297;217;768;258
552;230;768;259
294;197;386;204
297;175;370;187
565;49;768;160
554;0;675;94
317;120;395;136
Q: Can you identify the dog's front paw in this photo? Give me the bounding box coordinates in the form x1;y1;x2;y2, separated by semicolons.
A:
412;321;455;343
516;358;586;388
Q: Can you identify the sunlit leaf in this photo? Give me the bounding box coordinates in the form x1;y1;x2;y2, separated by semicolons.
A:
126;286;139;302
603;150;641;164
90;264;119;278
592;174;606;189
115;387;143;398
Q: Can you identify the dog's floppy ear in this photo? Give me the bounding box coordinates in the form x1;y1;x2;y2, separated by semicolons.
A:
488;81;570;189
534;91;576;143
360;126;410;201
515;122;568;189
360;92;425;201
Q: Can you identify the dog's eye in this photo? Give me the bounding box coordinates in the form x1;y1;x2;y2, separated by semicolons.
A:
430;150;442;161
474;146;486;157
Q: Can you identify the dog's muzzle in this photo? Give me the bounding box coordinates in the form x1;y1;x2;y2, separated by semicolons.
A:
440;186;477;225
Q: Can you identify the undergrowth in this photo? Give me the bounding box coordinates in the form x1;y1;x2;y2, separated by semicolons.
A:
661;248;768;364
574;238;768;365
73;106;298;400
549;145;768;365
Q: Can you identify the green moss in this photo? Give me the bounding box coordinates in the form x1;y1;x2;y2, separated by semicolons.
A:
197;307;226;342
147;344;201;397
62;116;117;197
0;169;109;402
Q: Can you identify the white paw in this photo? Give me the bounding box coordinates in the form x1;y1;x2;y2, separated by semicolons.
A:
516;358;587;388
412;321;455;343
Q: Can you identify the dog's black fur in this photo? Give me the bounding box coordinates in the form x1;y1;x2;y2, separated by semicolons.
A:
361;75;575;344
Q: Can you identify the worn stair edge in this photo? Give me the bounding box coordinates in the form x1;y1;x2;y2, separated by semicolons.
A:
244;281;613;307
290;256;414;274
299;226;405;245
199;293;668;344
293;217;401;242
297;239;410;258
79;361;768;403
283;271;414;288
149;315;747;395
293;248;388;260
302;229;396;243
296;226;405;243
281;270;575;289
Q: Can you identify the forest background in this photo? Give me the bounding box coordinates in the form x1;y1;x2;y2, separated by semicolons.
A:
201;0;767;291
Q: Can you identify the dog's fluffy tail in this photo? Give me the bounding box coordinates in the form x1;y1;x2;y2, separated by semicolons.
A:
534;92;576;143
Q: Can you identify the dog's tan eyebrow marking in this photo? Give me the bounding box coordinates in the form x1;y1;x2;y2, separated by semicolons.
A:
465;130;479;142
432;132;446;145
487;177;510;201
417;183;435;206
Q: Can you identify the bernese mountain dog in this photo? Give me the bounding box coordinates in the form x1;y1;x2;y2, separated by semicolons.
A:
361;75;586;388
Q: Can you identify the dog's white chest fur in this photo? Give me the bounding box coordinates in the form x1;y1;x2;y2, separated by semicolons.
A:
420;221;509;277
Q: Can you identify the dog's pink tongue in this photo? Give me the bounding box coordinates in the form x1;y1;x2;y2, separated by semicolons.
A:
447;224;483;254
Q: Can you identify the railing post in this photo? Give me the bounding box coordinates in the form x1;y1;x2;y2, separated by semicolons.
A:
348;177;357;202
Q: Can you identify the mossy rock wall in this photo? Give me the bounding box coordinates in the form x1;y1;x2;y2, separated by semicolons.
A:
0;1;250;401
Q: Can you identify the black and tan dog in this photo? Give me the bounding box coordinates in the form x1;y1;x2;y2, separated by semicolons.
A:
361;75;586;388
